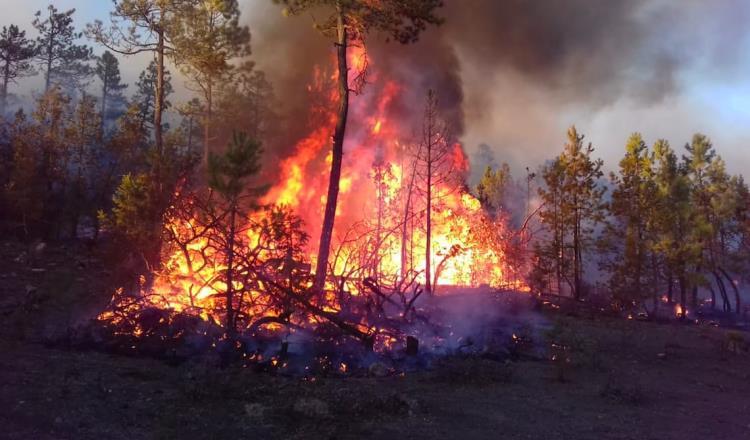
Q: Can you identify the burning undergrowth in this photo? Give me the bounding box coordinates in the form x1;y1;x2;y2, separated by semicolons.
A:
68;46;537;374
72;288;545;376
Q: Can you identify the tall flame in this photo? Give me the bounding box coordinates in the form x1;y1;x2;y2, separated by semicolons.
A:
103;47;527;332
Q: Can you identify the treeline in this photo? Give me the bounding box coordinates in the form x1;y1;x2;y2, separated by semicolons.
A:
0;3;274;265
476;127;750;316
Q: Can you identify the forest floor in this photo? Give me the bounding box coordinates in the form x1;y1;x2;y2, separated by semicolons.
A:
1;240;750;440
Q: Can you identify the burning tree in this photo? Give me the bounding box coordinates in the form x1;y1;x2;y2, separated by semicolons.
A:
274;0;444;292
412;89;463;295
204;131;268;338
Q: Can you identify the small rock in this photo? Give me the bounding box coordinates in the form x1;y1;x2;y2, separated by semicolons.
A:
54;416;63;424
657;353;667;360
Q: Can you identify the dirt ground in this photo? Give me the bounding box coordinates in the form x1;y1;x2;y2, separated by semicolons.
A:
1;241;750;440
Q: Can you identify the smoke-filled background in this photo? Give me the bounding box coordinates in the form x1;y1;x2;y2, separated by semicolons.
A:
2;0;749;180
242;0;750;182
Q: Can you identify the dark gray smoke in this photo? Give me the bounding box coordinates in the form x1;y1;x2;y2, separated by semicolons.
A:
242;0;750;175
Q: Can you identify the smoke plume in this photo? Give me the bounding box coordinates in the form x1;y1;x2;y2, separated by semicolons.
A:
242;0;750;177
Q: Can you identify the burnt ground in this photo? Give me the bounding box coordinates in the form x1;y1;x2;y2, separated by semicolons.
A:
1;240;750;440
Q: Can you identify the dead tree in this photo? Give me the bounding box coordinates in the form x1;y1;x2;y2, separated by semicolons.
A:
413;90;461;295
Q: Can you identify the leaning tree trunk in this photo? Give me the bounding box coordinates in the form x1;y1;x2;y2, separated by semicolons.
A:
713;270;731;313
313;8;350;292
719;267;741;315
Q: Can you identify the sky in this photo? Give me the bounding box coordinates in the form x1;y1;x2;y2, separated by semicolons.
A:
1;0;749;180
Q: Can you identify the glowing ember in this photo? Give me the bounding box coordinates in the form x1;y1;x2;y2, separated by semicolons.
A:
675;304;687;318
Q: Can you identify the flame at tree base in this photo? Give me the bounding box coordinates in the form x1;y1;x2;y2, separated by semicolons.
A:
95;48;528;361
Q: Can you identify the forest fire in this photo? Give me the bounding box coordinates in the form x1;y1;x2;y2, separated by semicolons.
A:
95;48;527;364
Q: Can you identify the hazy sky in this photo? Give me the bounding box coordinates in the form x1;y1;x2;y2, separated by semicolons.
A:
1;0;748;179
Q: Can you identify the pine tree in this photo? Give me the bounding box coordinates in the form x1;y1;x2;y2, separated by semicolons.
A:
87;0;180;160
133;60;174;133
65;93;102;237
33;6;92;92
96;51;128;133
414;90;462;294
274;0;444;292
171;0;250;166
601;133;658;310
475;162;512;218
534;127;605;299
0;25;36;114
651;140;699;317
214;62;276;150
207;131;268;338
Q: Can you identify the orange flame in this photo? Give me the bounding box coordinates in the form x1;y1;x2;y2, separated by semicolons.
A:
103;46;527;334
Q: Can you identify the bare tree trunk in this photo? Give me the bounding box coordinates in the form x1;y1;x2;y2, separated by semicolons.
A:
313;7;349;292
100;76;108;135
713;270;730;312
154;28;165;162
678;275;687;320
573;206;581;300
44;36;53;92
400;154;418;284
719;267;741;315
691;264;700;309
202;76;213;168
1;63;9;114
424;98;434;296
666;271;674;304
225;205;237;339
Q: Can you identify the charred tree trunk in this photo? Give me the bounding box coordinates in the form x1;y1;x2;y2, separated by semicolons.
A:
1;62;10;114
573;206;581;300
400;152;418;284
667;272;674;304
100;74;109;135
678;275;687;320
651;254;660;315
719;267;741;315
44;29;53;92
313;7;350;293
202;76;213;168
154;28;165;164
225;204;237;339
713;270;731;313
425;130;433;296
690;264;700;309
